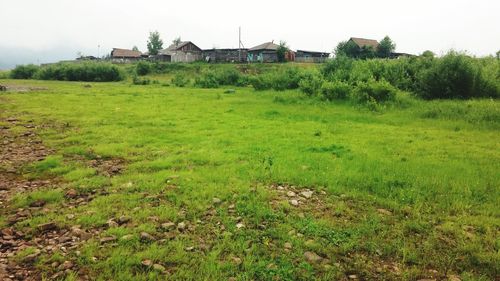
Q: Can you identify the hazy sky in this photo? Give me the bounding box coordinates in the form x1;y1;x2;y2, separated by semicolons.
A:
1;0;499;68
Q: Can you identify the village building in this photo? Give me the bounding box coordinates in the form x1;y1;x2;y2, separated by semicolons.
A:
158;41;202;63
248;42;280;63
295;50;330;63
110;48;142;62
202;48;248;63
347;37;380;50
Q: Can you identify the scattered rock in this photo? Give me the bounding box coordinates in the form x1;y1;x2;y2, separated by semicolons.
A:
284;242;292;249
300;190;313;199
304;251;322;263
140;232;156;242
117;215;131;224
348;274;358;279
141;259;153;267
185;246;195;251
100;236;117;244
121;234;134;241
61;260;73;270
29;199;46;207
377;208;393;216
448;275;461;281
212;197;222;205
153;263;165;272
236;223;245;229
286;191;296;197
177;222;187;231
36;222;57;232
106;219;119;228
231;256;242;265
289;199;299;206
161;222;176;231
21;249;41;263
65;189;78;199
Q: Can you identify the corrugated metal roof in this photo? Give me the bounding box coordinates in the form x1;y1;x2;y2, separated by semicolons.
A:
349;37;380;49
249;42;280;51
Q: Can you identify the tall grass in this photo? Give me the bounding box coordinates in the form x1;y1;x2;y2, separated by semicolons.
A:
10;62;125;82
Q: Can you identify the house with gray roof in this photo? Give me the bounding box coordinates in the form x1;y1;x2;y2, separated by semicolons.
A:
158;41;202;62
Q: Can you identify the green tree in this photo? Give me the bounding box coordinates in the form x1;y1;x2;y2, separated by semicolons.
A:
147;31;163;55
277;41;289;62
173;37;182;46
132;46;139;52
496;50;500;60
377;36;396;58
422;50;435;58
334;40;360;58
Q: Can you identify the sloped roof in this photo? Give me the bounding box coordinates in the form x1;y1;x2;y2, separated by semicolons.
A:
111;48;142;58
296;50;330;55
349;37;380;49
160;41;202;55
249;42;280;51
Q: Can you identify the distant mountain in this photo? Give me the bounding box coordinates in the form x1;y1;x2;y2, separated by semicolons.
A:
0;45;99;70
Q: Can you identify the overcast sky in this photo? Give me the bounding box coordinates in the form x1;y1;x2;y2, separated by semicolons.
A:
0;0;499;69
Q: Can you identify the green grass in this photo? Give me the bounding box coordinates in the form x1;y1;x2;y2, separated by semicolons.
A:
0;77;499;280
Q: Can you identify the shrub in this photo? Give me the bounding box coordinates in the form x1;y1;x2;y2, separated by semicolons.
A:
171;73;189;87
352;80;398;104
33;63;124;82
194;71;219;88
298;71;323;96
417;52;499;99
10;64;40;79
132;75;150;85
321;81;351;100
251;67;304;91
136;61;153;76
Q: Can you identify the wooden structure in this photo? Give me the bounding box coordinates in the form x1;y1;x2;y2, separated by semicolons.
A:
159;41;202;63
248;42;280;63
202;48;248;63
347;37;380;50
295;50;330;63
110;48;142;62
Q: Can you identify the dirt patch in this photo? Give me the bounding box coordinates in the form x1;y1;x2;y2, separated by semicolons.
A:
88;157;125;177
0;115;85;280
0;85;48;93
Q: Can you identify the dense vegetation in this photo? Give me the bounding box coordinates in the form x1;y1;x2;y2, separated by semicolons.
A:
10;62;124;82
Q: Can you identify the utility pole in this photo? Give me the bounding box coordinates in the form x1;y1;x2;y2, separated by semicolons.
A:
98;44;100;59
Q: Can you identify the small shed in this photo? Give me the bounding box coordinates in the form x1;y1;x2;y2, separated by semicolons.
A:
110;48;142;62
202;48;248;63
295;50;329;63
159;41;203;63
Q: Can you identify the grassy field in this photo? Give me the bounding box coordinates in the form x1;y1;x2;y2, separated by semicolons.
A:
0;77;499;280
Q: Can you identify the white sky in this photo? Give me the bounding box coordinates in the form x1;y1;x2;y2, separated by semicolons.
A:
0;0;499;68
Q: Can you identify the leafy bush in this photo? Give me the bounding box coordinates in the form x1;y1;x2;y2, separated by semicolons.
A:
194;71;219;88
251;67;304;91
352;80;398;104
171;73;190;87
10;64;40;79
321;81;351;100
417;52;499;99
298;71;323;96
33;63;124;82
136;61;153;76
132;75;151;85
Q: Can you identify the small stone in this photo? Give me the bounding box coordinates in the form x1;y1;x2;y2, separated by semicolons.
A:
304;251;322;263
286;191;296;197
161;222;176;231
185;246;195;251
62;260;73;270
106;219;119;228
289;200;299;206
177;222;187;231
141;259;153;267
377;209;393;216
117;216;131;224
29;199;46;207
153;263;165;271
212;198;222;205
284;242;292;249
36;222;57;232
66;214;75;219
448;275;461;281
348;274;358;279
121;234;134;241
100;236;117;243
300;190;313;199
231;256;242;265
65;189;78;199
140;232;156;242
236;223;245;229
